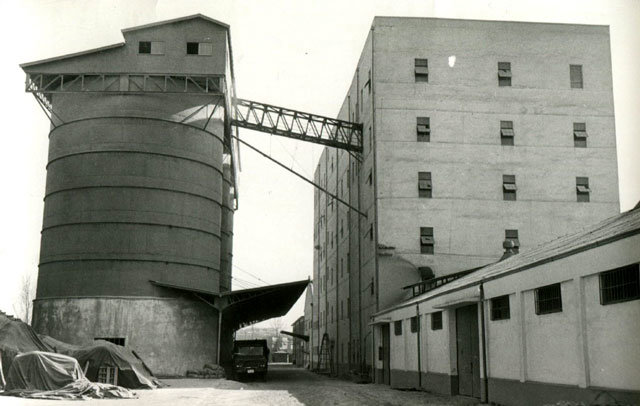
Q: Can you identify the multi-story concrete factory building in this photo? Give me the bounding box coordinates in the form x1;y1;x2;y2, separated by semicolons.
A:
308;17;619;378
21;15;308;376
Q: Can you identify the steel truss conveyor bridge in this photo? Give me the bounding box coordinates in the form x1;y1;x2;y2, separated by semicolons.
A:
24;72;365;216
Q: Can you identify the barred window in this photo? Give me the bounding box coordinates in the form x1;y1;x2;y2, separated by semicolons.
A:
570;64;583;89
535;283;563;315
490;295;511;320
410;316;419;333
418;172;432;198
503;175;517;201
576;177;590;202
431;312;443;330
500;120;514;146
95;337;125;346
600;263;640;305
573;122;587;148
97;366;118;385
415;58;429;82
498;62;512;87
394;320;403;336
420;227;434;254
417;117;431;142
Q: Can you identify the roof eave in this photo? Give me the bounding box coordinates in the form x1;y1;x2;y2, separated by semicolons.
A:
121;13;230;33
20;42;126;70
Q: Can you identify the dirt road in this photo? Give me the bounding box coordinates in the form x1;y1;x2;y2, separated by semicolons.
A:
1;365;482;405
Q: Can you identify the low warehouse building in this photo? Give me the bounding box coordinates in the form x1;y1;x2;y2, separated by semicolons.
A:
371;204;640;405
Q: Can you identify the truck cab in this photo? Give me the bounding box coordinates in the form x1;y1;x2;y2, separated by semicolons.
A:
232;339;269;381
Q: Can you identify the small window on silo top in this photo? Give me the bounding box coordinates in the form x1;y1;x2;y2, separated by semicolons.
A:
139;41;152;54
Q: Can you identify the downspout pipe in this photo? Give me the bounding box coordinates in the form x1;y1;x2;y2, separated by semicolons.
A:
479;283;489;403
416;304;422;389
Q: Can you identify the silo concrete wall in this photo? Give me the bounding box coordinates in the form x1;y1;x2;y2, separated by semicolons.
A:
33;93;226;375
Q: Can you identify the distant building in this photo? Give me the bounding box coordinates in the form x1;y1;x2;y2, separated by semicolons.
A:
291;316;306;367
371;204;640;405
308;17;619;380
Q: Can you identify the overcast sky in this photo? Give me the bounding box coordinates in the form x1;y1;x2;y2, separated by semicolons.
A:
0;0;638;329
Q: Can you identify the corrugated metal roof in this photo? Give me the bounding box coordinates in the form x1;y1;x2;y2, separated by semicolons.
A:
375;204;640;316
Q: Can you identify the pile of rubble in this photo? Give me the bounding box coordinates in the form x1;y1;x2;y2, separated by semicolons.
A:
185;364;226;379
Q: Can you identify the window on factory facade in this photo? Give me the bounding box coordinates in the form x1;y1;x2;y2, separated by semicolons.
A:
138;41;164;55
505;229;520;253
420;227;434;255
95;337;125;346
500;120;514;146
573;122;588;148
431;312;443;330
394;320;403;336
576;177;591;202
369;223;374;242
368;126;372;150
570;64;583;88
535;283;563;315
367;69;372;94
503;174;517;201
410;316;419;333
498;62;512;86
418;172;432;198
186;42;213;55
490;295;511;320
600;263;640;305
417;117;431;142
367;170;372;186
414;58;429;82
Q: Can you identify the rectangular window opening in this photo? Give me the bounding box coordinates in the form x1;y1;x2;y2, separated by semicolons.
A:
503;174;517;201
418;172;432;198
431;312;443;330
420;227;434;255
414;58;429;82
576;176;590;202
187;42;213;56
95;337;125;346
500;120;514;146
410;316;419;333
570;64;583;89
535;283;563;315
505;229;520;253
490;295;511;320
417;117;431;142
574;122;588;148
498;62;512;87
600;263;640;305
394;320;403;336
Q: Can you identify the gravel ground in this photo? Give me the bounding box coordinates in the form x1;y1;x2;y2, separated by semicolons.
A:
1;365;483;406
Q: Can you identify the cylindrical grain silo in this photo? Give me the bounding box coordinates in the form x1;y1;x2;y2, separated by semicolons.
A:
21;15;240;376
32;92;225;375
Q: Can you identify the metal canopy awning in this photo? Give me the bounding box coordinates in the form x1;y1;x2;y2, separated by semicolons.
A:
149;278;309;330
221;279;309;330
281;331;309;342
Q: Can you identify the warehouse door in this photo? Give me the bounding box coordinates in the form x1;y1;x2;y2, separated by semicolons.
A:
456;304;480;398
381;324;391;385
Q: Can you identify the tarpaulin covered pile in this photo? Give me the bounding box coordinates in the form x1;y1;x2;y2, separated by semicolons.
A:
74;340;159;389
0;351;137;400
0;315;52;383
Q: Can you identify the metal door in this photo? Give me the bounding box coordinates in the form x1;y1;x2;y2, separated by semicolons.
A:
456;305;480;398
